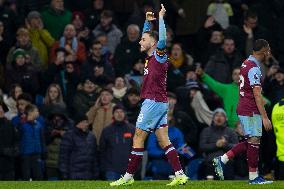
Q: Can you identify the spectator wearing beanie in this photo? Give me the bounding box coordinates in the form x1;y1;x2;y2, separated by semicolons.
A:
41;0;72;40
5;48;40;97
59;114;99;180
6;28;42;68
100;105;135;180
86;88;115;144
26;11;55;69
199;108;238;180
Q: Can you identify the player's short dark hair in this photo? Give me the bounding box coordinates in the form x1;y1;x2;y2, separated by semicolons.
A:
253;39;269;52
24;104;37;115
244;10;258;20
143;31;158;42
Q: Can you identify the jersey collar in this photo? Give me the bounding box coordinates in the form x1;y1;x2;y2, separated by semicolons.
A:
248;55;261;67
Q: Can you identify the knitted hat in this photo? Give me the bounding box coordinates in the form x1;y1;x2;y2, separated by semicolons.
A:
27;11;41;21
74;114;88;126
185;80;200;90
12;48;26;61
213;108;227;119
112;104;125;114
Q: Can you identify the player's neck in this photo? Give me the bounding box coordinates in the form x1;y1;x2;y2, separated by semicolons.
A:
147;46;156;56
252;53;263;63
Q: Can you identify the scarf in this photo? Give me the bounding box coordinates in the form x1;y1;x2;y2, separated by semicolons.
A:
191;91;213;126
112;87;127;100
170;55;184;69
59;37;78;52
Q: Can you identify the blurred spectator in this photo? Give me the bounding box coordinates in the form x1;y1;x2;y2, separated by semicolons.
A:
114;24;144;76
84;0;104;31
167;43;194;91
81;40;114;79
3;84;22;120
92;10;123;54
16;0;49;19
0;98;19;180
112;77;127;103
72;11;91;48
127;0;155;30
50;24;86;65
99;105;135;180
122;88;141;125
59;114;99;180
167;92;199;152
45;105;72;179
124;59;144;88
96;33;111;56
93;64;113;87
236;10;271;57
41;0;72;40
72;77;100;115
43;47;79;107
26;11;55;69
147;114;185;179
5;48;40;96
0;0;19;39
199;108;238;179
272;98;284;180
86;88;115;144
206;0;233;29
196;67;240;128
196;17;223;64
205;36;242;83
20;104;45;180
6;28;42;68
40;84;66;117
11;93;45;128
263;67;284;106
174;0;211;53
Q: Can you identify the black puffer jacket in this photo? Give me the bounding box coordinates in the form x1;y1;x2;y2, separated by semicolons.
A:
59;127;98;180
99;121;134;174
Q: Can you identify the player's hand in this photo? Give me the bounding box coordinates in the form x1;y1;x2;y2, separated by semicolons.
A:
159;4;166;18
146;12;156;21
263;117;272;131
195;67;204;76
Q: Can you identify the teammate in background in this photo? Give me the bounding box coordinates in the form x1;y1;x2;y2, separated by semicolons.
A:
110;4;188;186
213;39;273;184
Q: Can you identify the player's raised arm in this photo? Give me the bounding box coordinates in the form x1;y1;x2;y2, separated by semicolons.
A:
155;4;167;63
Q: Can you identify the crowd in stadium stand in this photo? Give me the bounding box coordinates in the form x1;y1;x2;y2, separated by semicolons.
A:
0;0;284;181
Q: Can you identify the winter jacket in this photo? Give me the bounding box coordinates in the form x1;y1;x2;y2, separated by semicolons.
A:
5;63;40;96
0;118;19;172
87;103;115;144
99;121;134;173
28;28;55;69
201;73;239;128
19;120;45;155
41;6;72;40
113;37;144;76
59;127;98;180
205;49;243;84
199;123;238;162
72;90;100;116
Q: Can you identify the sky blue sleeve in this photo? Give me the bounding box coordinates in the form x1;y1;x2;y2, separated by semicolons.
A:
142;20;151;33
154;18;167;63
248;67;262;87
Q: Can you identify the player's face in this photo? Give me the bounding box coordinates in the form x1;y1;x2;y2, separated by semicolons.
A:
113;109;125;121
232;68;240;83
262;46;271;64
139;33;154;52
213;112;226;126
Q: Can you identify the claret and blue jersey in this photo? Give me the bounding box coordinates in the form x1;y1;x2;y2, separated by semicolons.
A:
137;17;169;132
